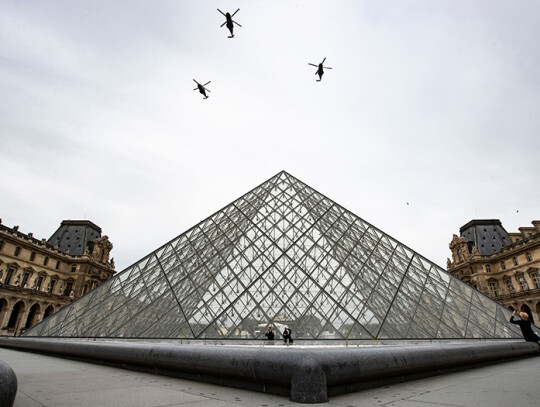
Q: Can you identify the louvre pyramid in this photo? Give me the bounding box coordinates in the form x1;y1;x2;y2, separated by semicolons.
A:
24;171;520;340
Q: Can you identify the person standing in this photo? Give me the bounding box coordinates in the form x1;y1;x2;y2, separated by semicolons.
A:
283;327;293;344
265;327;275;340
510;310;540;343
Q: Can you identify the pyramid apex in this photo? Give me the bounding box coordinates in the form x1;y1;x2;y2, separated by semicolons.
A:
275;170;291;177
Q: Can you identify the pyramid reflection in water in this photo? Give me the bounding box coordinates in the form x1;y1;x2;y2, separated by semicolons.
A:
24;171;520;339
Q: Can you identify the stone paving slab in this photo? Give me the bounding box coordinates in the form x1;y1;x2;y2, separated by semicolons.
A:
1;347;539;406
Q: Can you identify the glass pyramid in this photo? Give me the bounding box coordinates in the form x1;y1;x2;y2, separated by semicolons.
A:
23;171;520;339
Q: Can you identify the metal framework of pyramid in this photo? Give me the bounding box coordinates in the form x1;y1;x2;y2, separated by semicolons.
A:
24;171;520;340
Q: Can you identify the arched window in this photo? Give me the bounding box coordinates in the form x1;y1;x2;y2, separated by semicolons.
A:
24;303;41;329
43;305;55;319
7;301;25;329
0;298;8;327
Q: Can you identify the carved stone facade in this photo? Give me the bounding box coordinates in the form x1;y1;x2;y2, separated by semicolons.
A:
447;219;540;323
0;219;115;336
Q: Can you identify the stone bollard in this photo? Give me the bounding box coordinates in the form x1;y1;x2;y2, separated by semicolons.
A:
0;360;17;407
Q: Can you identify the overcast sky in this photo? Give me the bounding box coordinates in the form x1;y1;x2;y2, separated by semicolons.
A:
1;1;538;272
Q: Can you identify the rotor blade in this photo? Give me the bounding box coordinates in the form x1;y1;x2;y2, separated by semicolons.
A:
193;79;200;85
232;8;240;17
322;57;326;64
203;81;211;86
308;63;318;67
220;21;226;27
324;67;333;69
193;88;198;91
217;9;226;16
233;21;242;27
205;89;211;93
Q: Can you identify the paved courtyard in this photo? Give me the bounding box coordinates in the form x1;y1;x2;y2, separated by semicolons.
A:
1;347;539;407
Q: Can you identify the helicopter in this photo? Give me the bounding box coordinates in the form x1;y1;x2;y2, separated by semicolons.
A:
217;8;241;38
193;79;211;99
308;57;332;81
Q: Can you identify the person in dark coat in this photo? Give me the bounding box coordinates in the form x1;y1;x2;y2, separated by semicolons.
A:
283;327;293;344
509;310;540;343
265;327;275;340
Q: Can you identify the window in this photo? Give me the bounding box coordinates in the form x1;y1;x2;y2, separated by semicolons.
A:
505;279;516;293
531;273;540;289
5;268;15;285
14;246;20;256
485;264;492;273
517;276;529;291
488;281;500;297
43;257;49;266
35;276;43;291
71;265;77;273
526;252;533;262
55;260;60;270
49;279;56;293
501;261;506;270
513;257;519;266
30;252;36;261
83;284;89;295
0;240;3;250
21;272;30;288
64;282;73;296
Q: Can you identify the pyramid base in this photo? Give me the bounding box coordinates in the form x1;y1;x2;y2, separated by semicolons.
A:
1;338;538;403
